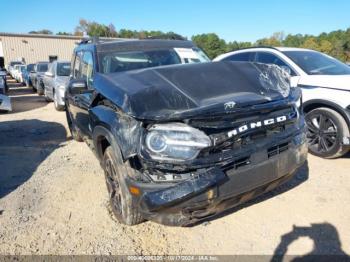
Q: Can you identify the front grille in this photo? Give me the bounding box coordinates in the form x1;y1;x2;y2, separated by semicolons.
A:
189;105;296;131
222;156;251;171
194;104;297;157
267;142;289;158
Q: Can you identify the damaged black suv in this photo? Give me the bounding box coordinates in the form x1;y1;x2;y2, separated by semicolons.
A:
65;38;308;226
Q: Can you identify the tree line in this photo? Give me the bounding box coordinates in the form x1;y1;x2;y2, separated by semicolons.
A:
29;19;350;62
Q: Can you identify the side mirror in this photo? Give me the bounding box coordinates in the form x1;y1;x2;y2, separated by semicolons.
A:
45;72;54;77
280;65;292;76
69;79;87;95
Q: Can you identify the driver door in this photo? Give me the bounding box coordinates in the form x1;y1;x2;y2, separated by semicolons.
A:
68;51;95;136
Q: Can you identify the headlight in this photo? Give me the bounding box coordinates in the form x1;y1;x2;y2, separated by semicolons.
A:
144;123;211;162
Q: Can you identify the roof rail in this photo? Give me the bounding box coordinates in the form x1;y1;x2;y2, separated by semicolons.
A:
146;35;187;41
235;45;280;51
78;36;100;45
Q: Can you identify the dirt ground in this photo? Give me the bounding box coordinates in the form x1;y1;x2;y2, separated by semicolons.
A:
0;80;350;257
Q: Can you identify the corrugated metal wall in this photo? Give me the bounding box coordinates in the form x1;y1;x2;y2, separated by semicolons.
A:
0;34;80;64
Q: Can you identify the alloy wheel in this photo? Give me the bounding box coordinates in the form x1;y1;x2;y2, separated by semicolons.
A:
105;158;123;215
306;113;338;154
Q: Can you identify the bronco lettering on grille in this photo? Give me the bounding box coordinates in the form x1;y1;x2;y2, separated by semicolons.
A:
227;115;287;137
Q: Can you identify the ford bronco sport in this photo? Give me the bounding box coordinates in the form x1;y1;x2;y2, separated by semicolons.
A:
65;38;307;226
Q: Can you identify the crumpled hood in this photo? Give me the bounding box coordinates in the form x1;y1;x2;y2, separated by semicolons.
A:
298;75;350;91
94;61;291;120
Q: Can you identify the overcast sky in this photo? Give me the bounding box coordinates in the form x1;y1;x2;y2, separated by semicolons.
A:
0;0;349;42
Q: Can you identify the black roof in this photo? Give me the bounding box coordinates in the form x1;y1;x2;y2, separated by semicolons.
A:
77;38;195;53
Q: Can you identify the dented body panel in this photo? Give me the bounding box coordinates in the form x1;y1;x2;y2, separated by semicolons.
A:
65;39;307;226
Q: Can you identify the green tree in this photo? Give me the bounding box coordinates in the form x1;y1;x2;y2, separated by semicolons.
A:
301;37;319;50
74;19;118;37
319;40;333;54
29;29;53;35
56;32;72;36
192;33;226;59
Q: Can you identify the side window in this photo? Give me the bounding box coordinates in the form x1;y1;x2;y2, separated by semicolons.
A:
223;52;255;62
256;52;296;76
81;52;94;88
73;51;83;79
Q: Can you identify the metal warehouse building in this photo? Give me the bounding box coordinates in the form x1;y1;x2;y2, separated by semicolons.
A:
0;32;82;67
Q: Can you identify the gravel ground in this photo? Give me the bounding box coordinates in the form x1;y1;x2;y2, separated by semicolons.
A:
0;82;349;257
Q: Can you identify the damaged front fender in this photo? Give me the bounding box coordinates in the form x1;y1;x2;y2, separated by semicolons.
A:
90;105;143;160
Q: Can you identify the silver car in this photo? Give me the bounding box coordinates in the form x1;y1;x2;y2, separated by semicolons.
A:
0;76;11;112
43;61;70;111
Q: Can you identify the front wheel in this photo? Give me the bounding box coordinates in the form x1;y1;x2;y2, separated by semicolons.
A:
65;107;83;142
103;146;143;225
305;107;350;158
44;88;52;102
37;81;44;95
54;91;65;111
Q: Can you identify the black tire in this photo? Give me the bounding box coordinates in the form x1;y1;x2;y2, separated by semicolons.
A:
44;88;52;102
65;107;83;142
305;107;350;158
37;82;44;95
103;146;143;225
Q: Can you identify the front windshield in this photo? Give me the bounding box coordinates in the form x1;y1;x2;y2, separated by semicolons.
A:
283;50;350;75
10;61;22;66
37;63;48;72
27;64;35;72
99;47;210;74
57;63;71;76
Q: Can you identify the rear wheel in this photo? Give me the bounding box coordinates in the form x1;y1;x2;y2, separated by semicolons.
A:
305;107;349;158
65;107;83;142
103;146;143;225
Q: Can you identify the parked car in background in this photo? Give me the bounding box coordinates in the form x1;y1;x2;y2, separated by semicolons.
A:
65;39;306;226
7;61;24;78
31;62;49;94
43;60;70;111
0;76;11;112
215;47;350;158
14;64;26;84
0;68;8;93
23;63;35;87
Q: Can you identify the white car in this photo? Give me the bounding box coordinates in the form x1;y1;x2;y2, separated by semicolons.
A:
13;64;26;83
8;61;24;78
214;47;350;158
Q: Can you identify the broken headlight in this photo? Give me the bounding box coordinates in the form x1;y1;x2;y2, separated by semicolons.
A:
144;123;211;162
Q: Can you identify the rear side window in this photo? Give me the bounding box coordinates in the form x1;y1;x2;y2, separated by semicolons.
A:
256;52;287;66
223;52;255;62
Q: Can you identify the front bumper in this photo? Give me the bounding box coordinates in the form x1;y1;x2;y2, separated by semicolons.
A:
128;133;308;226
56;87;66;106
